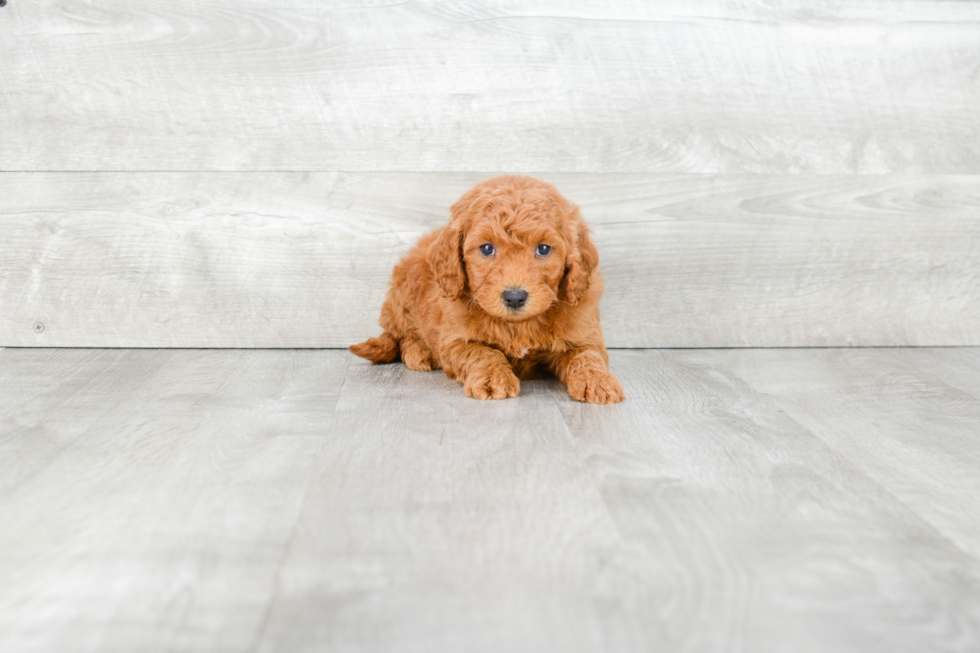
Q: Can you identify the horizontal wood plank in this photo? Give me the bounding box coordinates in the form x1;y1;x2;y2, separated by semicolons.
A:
1;1;978;173
1;172;977;347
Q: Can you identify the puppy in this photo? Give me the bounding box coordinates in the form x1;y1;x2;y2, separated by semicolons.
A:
350;175;624;404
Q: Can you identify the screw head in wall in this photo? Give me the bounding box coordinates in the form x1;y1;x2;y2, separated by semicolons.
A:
34;322;44;333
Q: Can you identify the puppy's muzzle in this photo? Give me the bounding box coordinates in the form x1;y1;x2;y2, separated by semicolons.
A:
502;288;528;309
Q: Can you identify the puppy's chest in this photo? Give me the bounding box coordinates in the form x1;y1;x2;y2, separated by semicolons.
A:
493;330;549;360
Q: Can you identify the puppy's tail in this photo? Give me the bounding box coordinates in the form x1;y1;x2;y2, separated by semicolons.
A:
349;331;400;364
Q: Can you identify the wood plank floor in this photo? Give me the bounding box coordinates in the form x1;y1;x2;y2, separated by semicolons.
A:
1;348;979;652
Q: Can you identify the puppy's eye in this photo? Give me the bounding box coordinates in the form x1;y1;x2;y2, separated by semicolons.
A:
536;244;552;257
479;244;495;257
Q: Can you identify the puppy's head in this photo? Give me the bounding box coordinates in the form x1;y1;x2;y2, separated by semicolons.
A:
427;175;599;321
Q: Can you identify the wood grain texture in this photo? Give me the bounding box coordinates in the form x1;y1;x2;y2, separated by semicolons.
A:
1;1;978;173
0;349;171;494
2;172;977;348
556;350;980;653
2;348;979;652
0;348;350;653
255;360;601;653
719;347;980;558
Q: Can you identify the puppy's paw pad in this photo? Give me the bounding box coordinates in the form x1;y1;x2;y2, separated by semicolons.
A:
465;366;520;400
568;370;625;405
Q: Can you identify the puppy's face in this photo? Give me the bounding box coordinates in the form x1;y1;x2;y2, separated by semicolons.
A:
427;175;598;320
462;213;567;321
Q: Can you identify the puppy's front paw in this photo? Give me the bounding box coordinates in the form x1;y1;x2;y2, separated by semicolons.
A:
567;369;625;404
465;366;520;400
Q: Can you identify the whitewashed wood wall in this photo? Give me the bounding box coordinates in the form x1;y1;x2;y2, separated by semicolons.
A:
1;0;978;347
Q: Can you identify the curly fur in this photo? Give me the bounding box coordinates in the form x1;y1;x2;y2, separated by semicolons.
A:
350;175;624;404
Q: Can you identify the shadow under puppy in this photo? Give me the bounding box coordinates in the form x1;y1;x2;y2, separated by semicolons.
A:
350;175;624;404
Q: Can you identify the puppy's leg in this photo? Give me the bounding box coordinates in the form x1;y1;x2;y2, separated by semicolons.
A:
550;347;625;404
400;336;436;372
442;341;520;400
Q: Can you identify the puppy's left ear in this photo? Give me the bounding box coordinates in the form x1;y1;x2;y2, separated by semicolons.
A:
563;208;599;306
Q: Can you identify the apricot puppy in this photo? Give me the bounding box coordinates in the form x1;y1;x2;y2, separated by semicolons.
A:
350;175;624;404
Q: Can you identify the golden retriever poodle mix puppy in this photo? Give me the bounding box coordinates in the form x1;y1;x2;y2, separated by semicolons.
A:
350;175;624;404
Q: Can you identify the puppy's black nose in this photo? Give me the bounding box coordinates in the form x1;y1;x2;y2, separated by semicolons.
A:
502;288;528;309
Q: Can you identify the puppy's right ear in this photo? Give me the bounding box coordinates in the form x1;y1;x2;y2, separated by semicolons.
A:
426;226;466;300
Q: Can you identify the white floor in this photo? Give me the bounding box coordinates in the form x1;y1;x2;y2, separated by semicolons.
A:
1;348;979;652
